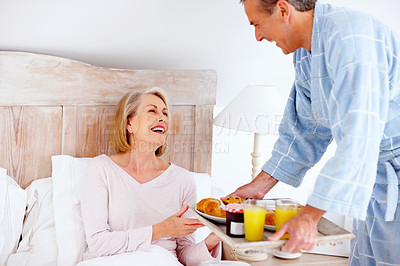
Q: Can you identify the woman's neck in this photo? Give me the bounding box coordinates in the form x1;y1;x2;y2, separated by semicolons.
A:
122;149;159;170
109;147;169;184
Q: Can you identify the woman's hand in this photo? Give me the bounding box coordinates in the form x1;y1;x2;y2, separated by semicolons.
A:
222;171;278;200
268;205;325;253
152;205;204;241
204;233;221;251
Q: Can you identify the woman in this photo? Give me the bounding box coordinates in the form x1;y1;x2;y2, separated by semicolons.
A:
80;87;220;265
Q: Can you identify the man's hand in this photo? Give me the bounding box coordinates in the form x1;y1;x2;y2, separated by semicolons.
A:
152;205;204;241
268;205;325;253
222;171;278;200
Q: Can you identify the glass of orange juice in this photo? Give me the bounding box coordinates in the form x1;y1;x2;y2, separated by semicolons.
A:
243;199;266;241
275;199;298;240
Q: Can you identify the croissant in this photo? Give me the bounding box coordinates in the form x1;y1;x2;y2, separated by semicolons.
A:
221;195;244;205
265;209;276;226
196;198;226;218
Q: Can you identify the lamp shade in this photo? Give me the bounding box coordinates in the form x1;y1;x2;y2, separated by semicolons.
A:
214;85;285;134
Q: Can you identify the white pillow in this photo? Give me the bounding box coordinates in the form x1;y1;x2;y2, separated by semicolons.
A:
190;172;225;202
0;168;27;266
52;155;92;266
191;172;227;246
190;172;214;243
191;172;212;203
7;177;57;266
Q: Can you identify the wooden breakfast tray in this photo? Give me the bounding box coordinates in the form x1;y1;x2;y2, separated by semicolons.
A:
188;206;355;251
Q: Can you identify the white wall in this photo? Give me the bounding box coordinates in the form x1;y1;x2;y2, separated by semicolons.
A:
0;0;294;106
1;0;399;208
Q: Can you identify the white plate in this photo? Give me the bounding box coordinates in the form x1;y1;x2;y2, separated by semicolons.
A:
264;224;276;231
272;250;301;259
195;208;226;224
195;208;276;230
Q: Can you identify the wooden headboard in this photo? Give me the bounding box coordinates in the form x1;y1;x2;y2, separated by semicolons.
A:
0;51;216;188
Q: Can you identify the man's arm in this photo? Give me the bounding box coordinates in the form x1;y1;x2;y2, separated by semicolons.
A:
224;170;279;199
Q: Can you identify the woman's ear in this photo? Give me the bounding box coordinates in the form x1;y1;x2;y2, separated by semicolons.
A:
126;118;133;133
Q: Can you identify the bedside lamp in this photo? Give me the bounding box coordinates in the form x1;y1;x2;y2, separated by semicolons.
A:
214;85;285;179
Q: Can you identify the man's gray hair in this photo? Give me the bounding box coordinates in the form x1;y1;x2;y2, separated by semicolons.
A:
240;0;317;14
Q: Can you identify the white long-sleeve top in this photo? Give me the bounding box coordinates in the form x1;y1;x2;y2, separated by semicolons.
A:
81;154;219;265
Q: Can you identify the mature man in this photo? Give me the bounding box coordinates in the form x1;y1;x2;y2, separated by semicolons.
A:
228;0;400;265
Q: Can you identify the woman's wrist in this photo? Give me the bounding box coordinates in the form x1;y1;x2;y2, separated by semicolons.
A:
152;223;164;241
204;234;220;251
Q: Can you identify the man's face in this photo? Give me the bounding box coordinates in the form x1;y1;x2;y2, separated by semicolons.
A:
244;0;297;55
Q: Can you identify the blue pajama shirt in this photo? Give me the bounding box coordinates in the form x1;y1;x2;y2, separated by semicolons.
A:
261;3;400;265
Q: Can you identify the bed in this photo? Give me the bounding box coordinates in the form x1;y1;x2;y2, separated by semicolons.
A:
0;51;218;265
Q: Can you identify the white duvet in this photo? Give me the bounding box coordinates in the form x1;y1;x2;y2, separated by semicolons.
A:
77;245;182;266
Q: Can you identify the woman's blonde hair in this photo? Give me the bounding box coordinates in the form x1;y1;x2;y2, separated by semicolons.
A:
111;87;170;156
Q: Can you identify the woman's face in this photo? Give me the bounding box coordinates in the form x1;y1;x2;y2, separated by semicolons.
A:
127;94;170;152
